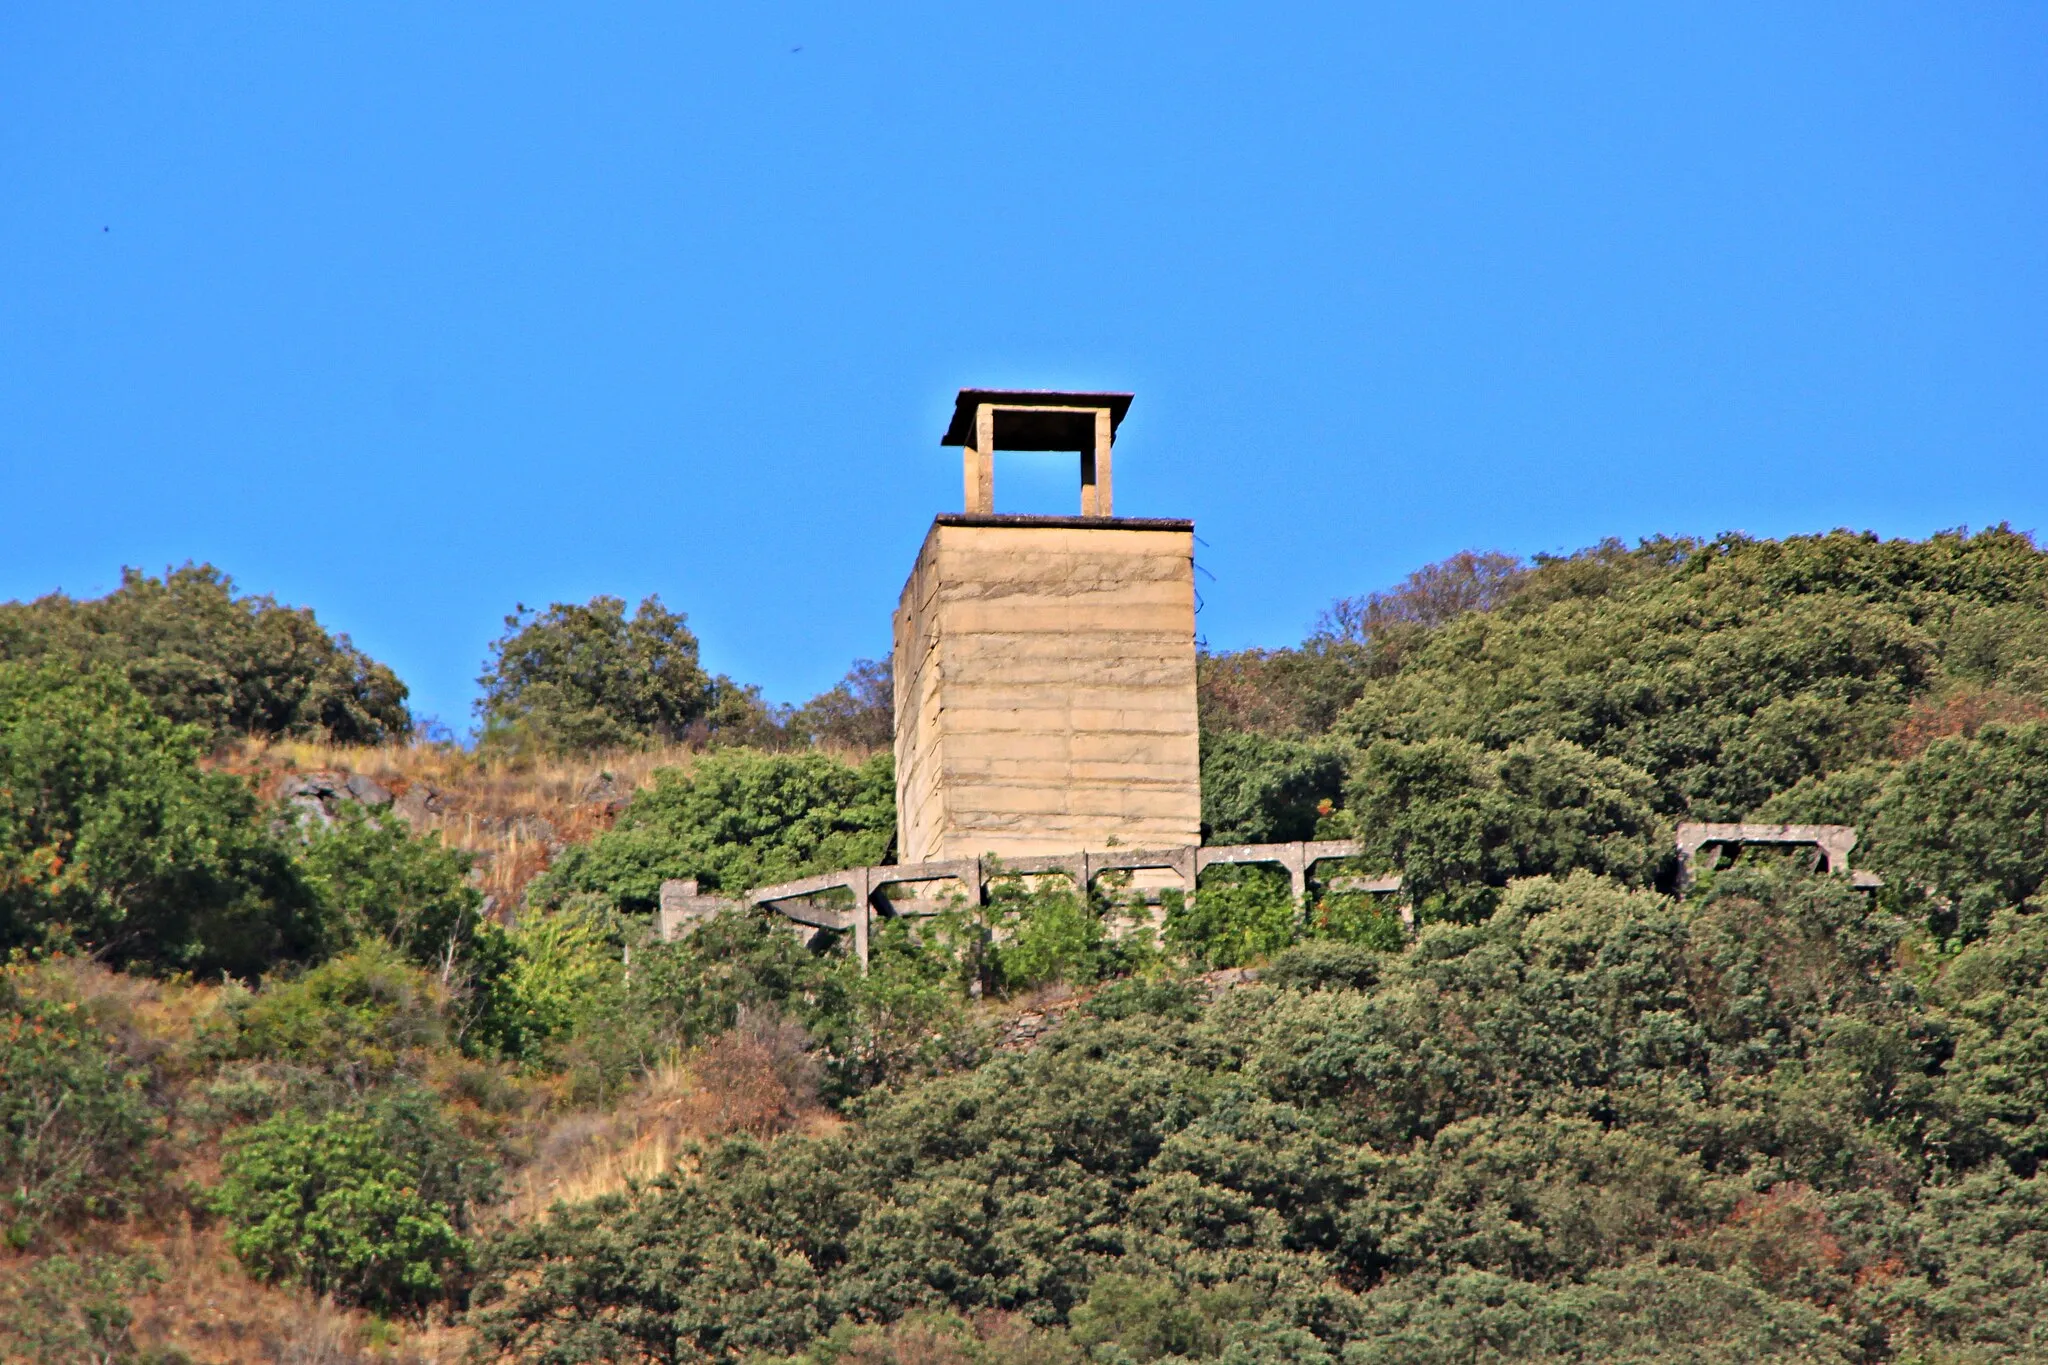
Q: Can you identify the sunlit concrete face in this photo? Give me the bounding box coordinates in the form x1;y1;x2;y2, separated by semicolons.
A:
892;515;1201;863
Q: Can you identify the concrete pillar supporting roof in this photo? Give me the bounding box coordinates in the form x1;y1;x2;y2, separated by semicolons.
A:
941;389;1134;518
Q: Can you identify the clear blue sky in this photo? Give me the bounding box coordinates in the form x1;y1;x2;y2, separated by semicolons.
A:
4;4;2044;733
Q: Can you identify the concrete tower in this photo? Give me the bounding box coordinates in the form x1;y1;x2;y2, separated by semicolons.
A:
892;390;1201;863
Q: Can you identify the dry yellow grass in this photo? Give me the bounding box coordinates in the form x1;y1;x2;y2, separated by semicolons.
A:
213;738;708;911
494;1037;840;1226
212;734;883;914
124;1220;465;1364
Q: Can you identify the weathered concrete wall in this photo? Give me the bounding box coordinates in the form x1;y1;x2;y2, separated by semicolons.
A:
893;514;1200;863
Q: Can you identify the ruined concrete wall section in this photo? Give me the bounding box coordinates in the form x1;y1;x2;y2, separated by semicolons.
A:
893;518;1201;864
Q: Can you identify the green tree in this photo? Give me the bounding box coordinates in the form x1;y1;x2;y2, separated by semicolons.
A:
0;563;408;743
476;594;767;751
0;663;315;976
1864;721;2048;942
1761;720;2048;944
213;1089;496;1316
791;657;894;750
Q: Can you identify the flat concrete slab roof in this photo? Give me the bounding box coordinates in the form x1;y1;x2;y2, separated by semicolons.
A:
932;513;1192;532
941;389;1135;449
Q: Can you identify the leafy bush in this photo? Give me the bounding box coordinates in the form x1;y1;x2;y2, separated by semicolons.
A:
0;562;408;743
1164;865;1298;969
982;874;1114;992
1305;888;1409;950
0;663;316;975
533;749;895;910
465;907;621;1065
0;1252;165;1364
1345;734;1665;921
1198;730;1345;845
476;594;769;752
213;1088;497;1315
0;967;157;1246
216;943;450;1090
298;804;485;969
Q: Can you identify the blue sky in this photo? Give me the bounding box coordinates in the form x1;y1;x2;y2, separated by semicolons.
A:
3;4;2044;733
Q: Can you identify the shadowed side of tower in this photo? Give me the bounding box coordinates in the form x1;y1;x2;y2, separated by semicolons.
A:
893;391;1201;863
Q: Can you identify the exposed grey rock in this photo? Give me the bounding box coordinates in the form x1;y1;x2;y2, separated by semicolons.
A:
344;773;393;807
279;769;398;829
278;771;347;826
393;782;447;826
578;770;632;806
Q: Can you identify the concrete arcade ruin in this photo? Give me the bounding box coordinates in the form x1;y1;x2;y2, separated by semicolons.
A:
660;389;1876;963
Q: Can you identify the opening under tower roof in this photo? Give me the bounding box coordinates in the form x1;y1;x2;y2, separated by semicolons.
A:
940;389;1135;517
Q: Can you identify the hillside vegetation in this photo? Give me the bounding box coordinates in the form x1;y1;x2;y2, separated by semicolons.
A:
3;528;2048;1364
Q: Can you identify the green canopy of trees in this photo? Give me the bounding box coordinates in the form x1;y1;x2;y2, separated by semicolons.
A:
0;663;315;976
476;869;2048;1362
0;563;410;744
475;594;775;752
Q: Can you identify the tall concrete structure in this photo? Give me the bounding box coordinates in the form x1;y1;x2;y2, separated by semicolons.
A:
893;390;1202;863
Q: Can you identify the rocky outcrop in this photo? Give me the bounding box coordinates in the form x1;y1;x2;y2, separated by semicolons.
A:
279;771;392;826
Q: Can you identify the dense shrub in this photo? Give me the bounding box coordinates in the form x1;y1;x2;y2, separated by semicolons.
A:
533;749;895;910
1345;734;1665;920
477;863;2048;1361
0;967;157;1246
552;905;965;1104
464;907;620;1065
0;663;314;976
0;562;408;743
1164;865;1298;970
0;1252;165;1363
1328;534;1973;822
299;804;485;969
215;943;451;1091
980;873;1121;992
213;1088;497;1315
1203;531;2048;836
1198;730;1345;845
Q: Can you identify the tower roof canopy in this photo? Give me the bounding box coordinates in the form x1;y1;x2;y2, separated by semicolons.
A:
941;389;1134;450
